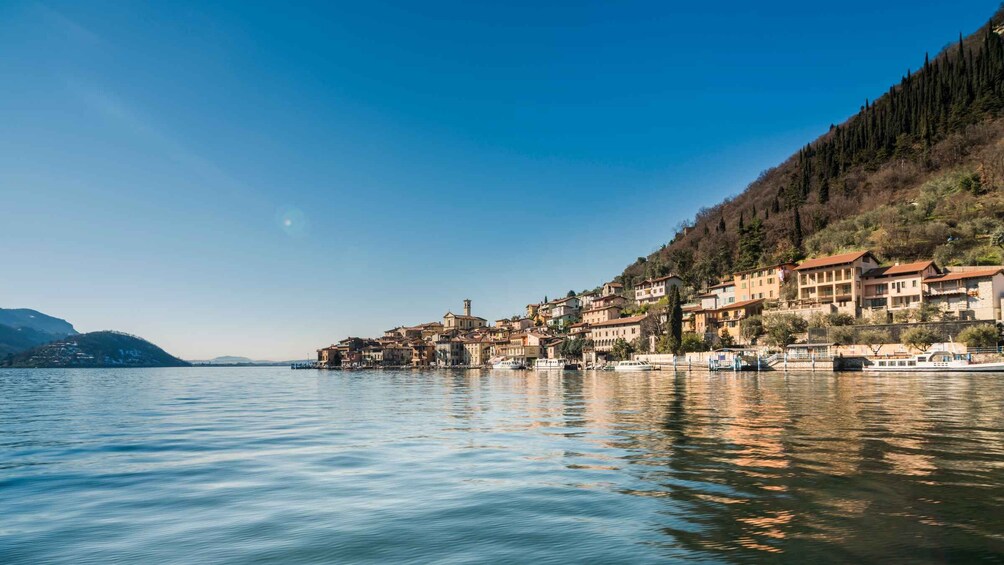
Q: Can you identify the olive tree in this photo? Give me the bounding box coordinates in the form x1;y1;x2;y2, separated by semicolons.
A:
858;329;892;355
901;327;942;352
762;313;808;348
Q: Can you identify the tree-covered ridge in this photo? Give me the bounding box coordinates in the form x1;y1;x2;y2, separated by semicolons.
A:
621;8;1004;291
1;331;190;368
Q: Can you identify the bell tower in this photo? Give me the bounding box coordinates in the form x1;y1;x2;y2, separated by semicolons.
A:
463;299;471;316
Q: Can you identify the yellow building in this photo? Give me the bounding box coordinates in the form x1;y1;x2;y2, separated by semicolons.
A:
733;263;796;302
795;251;880;315
716;299;765;343
583;305;622;325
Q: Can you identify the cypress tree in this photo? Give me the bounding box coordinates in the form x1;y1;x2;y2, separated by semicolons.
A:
819;178;830;204
669;285;683;351
792;209;803;249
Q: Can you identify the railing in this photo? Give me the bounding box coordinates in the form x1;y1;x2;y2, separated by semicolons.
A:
967;346;1003;354
925;288;966;296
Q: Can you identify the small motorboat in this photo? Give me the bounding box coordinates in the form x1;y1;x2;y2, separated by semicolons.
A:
534;358;573;370
493;358;526;370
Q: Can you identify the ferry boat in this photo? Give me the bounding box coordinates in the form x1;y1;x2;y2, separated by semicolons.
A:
868;350;1004;372
534;358;573;370
493;359;526;370
613;360;654;372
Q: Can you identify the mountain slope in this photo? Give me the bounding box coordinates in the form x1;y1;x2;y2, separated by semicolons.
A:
621;8;1004;291
1;331;190;368
0;308;79;356
0;308;77;336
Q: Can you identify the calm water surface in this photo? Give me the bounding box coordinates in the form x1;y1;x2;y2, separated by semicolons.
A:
2;368;1004;563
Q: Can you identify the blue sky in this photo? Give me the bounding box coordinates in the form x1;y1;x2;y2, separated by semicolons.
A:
0;1;997;360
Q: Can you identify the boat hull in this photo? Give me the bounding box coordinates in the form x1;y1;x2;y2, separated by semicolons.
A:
867;363;1004;373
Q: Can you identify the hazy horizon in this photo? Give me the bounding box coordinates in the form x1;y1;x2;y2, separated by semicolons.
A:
2;1;998;360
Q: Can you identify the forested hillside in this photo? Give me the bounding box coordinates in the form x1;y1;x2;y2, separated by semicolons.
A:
621;8;1004;291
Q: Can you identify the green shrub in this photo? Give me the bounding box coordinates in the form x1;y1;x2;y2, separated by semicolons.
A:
957;324;999;348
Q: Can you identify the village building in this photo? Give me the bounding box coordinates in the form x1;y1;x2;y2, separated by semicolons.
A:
435;337;466;366
923;267;1004;321
543;338;564;360
700;281;736;309
501;331;544;363
716;299;765;343
443;299;487;331
861;260;941;315
382;344;412;366
362;345;384;366
591;293;627;311
462;336;492;366
587;315;647;355
577;291;598;312
568;322;591;339
633;275;684;305
601;281;623;296
682;304;702;334
316;345;340;367
734;263;796;302
548;296;581;328
410;342;435;367
583;304;622;325
794;250;881;316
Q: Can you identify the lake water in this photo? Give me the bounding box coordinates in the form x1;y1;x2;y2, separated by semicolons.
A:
2;367;1004;563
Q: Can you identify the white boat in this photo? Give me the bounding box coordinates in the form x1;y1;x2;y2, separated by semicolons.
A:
868;350;1004;372
493;359;526;370
534;358;572;370
613;360;654;372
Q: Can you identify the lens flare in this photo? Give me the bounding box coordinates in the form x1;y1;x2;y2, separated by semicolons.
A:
275;206;308;238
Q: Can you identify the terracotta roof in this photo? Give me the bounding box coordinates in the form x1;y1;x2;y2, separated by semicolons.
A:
708;281;734;289
637;274;682;286
444;312;487;320
569;322;589;328
731;262;797;276
606;282;623;287
584;305;622;313
716;298;765;311
589;314;647;328
864;260;936;278
682;304;704;312
794;250;875;271
924;268;1004;283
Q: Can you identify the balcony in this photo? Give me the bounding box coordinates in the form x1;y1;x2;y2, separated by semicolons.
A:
925;287;966;297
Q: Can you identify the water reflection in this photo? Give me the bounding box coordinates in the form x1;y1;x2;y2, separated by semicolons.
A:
2;368;1004;563
459;370;1004;561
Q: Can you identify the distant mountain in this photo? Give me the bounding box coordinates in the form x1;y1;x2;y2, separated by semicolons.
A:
1;331;190;368
0;308;78;356
0;308;78;337
189;356;308;366
198;356;256;364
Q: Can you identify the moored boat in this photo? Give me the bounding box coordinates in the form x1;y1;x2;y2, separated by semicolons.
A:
493;358;526;370
867;350;1004;372
613;360;654;372
534;358;573;370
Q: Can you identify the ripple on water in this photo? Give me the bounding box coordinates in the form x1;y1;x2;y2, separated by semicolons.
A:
1;367;1004;563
